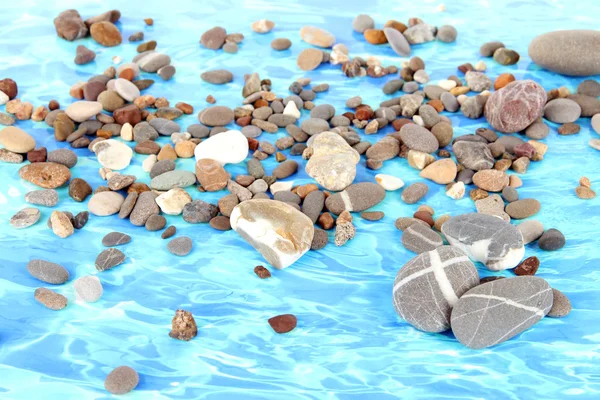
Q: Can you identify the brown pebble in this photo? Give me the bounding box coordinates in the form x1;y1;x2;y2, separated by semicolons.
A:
27;147;47;163
558;123;580;135
580;177;591;188
254;265;271;279
494;73;516;90
144;18;153;26
413;211;434;227
161;225;176;239
318;212;335;230
458;63;474;73
48;100;60;111
209;215;231;231
296;184;318;199
470;188;489;201
575;186;596;199
360;211;384;221
514;256;540;276
176;102;194;114
206;95;216;104
34;287;68;310
169;309;197;341
268;314;297;333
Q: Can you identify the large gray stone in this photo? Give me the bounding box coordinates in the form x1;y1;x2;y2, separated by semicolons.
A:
441;213;524;271
452;141;494;171
399;124;439;153
150;170;196;190
528;30;600;76
392;246;479;333
27;260;69;284
451;276;553;349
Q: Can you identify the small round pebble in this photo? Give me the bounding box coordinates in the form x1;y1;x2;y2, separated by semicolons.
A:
547;288;572;318
162;225;177;239
73;276;103;302
104;366;139;395
168;236;193;256
538;228;566;251
145;214;167;231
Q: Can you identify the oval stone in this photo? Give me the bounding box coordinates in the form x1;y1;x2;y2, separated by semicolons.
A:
19;162;71;189
325;182;386;215
528;30;600;76
198;106;234;126
27;259;69;284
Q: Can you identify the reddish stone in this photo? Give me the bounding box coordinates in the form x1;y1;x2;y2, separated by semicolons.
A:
247;138;259;151
558;123;580;135
458;63;474;73
0;78;18;99
176;102;194;115
113;104;141;125
413;211;434;227
27;147;47;163
514;143;536;159
118;68;135;81
127;182;151;194
254;266;271;279
428;99;444;112
514;256;540;276
49;100;60;110
392;118;413;131
342;112;355;120
236;116;252;126
254;99;269;108
268;314;297;334
355;105;374;121
318;212;335;230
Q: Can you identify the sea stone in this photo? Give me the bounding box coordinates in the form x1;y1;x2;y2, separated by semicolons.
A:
150;118;180;136
129;191;159;226
95;248;125;271
104;366;139;395
399;124;439;153
10;207;41;229
305;132;360;191
102;232;131;247
543;98;582;123
325;182;385;214
54;10;88;41
18;162;71;189
403;23;436;44
353;14;375;33
230;199;314;269
271;38;292;50
451;276;552;349
384;27;411;56
453;141;494;171
528;30;600;76
156;188;192;215
74;276;103;302
201;70;234;84
90;21;122;47
466;71;492;92
366;136;400;162
194;130;248;165
538;228;566;251
167;236;193;256
472;170;509;192
201;27;227;50
484;80;547;133
195;159;228;191
392;246;479;333
69;178;92;202
301;118;330;135
548;289;571;318
27;260;69;284
34;288;68;310
268;314;298;333
301;190;325;223
183;200;218;223
169;309;198;341
442;213;525;271
96;139;133;170
517;220;545;244
402;224;443;254
505;198;541;219
25;189;58;207
88;191;125;216
0;126;36;153
401;182;428;204
47;149;77;168
300;26;335;48
419;159;457;184
150;170;196;190
65;101;102;123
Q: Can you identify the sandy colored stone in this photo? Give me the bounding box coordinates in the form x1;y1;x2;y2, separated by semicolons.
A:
300;26;335;48
419;158;457;184
19;162;71;189
90;21;122;47
0;126;36;153
472;169;509;192
195;159;228;192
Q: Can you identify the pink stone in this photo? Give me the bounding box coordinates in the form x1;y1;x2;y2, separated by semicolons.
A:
484;80;547;133
514;143;536;159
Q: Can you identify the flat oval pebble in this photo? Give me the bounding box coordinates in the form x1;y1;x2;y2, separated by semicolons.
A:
442;213;524;271
271;38;292;51
19;162;71;189
88;191;125;216
528;30;600;76
297;48;323;71
0;126;36;153
505;198;541;219
27;259;69;284
300;26;335;48
25;189;59;207
399;124;439;153
168;236;193;256
402;224;443;253
150;170;196;190
114;78;140;102
352;14;374;33
538;228;566;251
96;139;133;170
401;182;428;204
543;98;582;123
199;106;234;126
10;207;41;229
392;246;479;333
451;276;552;349
201;69;233;84
74;276;103;302
65;101;102;122
102;232;131;247
34;288;68;310
548;288;572;318
517;220;545;244
472;169;509;192
95;248;125;271
325;182;385;214
105;366;139;395
384;27;411;56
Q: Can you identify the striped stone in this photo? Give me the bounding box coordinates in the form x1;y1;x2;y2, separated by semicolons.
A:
392;246;479;333
451;276;553;349
441;213;524;271
402;224;443;253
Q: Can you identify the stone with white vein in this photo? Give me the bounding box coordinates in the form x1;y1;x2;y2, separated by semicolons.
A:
402;224;443;253
441;213;524;271
451;276;553;349
392;246;479;333
230;199;314;269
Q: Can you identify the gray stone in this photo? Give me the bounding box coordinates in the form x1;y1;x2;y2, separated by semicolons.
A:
517;220;545;244
392;246;479;333
243;73;261;97
158;65;176;80
418;104;440;128
25;189;59;207
325;182;385;214
150;159;176;178
118;191;138;219
403;23;436;44
107;174;136;191
201;69;233;84
352;14;374;33
346;96;362;108
461;95;487;119
27;259;69;284
401;93;424;116
538;228;566;251
301;190;324;223
567;94;600;117
403;81;419;93
168;236;193;256
10;207;41;229
399;124;439;153
145;214;167;231
150;118;180;136
199;106;234;126
252;106;273;120
47;149;77;168
72;211;88;229
451;276;553;349
136;52;171;73
437;25;457;43
274;191;301;204
525;121;550;139
401;182;428;204
311;227;328;250
528;30;600;76
242;125;262;138
247;179;268;194
301;118;330;135
183;200;218;223
442;213;525;271
577;80;600;97
543;98;581;123
95;248;125;271
457;169;475;185
402;224;443;253
501;186;519;202
383;79;404;95
102;232;131;247
310;104;335;120
247;158;265;179
187;124;210;138
453;141;494;170
129;191;159;226
283;95;304;109
104;366;139;395
465;71;492;92
133;121;158;142
268;114;297;127
480;41;505;57
150;170;196;190
440;92;459;112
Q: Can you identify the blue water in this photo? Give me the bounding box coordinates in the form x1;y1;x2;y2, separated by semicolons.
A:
1;0;599;398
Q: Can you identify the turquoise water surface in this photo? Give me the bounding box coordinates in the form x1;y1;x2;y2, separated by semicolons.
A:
1;0;599;398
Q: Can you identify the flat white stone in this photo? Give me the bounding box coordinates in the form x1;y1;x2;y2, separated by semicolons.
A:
194;130;249;166
114;78;140;102
65;101;103;123
96;139;134;170
375;174;404;191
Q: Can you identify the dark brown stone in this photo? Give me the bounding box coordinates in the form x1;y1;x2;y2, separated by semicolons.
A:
268;314;297;333
169;309;198;341
0;78;18;100
69;178;93;202
113;105;142;125
254;265;271;279
27;147;47;163
514;256;540;276
134;140;161;155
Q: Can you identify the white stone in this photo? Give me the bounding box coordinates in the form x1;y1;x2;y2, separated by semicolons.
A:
74;276;103;303
194;130;249;166
114;78;140;102
414;70;430;84
305;131;360;191
270;180;294;194
105;171;120;180
591;113;600;134
96;139;134;170
438;79;457;91
88;191;125;216
121;123;133;141
142;154;157;172
99;167;112;180
475;60;487;71
332;43;349;54
375;174;404;191
65;101;103;123
171;132;191;144
283;100;301;118
230;199;314;269
0;91;8;105
155;188;192;215
446;181;465;199
413;115;425;126
457;94;468;105
112;55;122;64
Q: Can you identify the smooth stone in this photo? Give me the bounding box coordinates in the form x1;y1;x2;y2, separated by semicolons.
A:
480;41;505;57
301;118;330;135
74;276;103;302
230;199;314;269
271;38;292;51
451;276;552;349
301;190;325;223
102;231;131;247
399;124;439;153
183;200;218;223
10;207;41;229
525;121;550;139
27;259;69;284
392;246;479;333
568;94;600;117
517;220;545;244
375;174;404;191
129;191;159;226
149;118;180;135
19;162;71;189
543;98;582;123
150;170;196;190
401;182;428;204
194;130;248;165
47;148;77;168
352;14;374;33
50;210;74;238
65;101;102;122
88;191;124;216
34;288;68;310
366;136;400;162
167;236;193;256
501;186;519;203
25;189;59;207
419;159;457;184
453;141;494;171
199;105;234;126
300;26;335;48
473;169;509;192
136;52;171;73
0;126;36;153
104;366;139;395
145;214;167;231
96;139;133;170
156;188;193;215
95;248;125;271
528;30;600;76
325;182;386;214
437;25;457;43
133;121;158;142
538;229;566;251
305;132;360;191
442;213;524;271
384;27;411;56
402;224;443;253
548;288;572;318
505;198;541;219
114;78;140;102
475;194;509;221
200;26;227;49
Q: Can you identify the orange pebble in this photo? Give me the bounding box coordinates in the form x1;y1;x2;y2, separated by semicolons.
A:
494;73;516;90
118;68;135;81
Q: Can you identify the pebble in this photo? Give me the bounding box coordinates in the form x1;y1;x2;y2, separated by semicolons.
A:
548;289;572;318
88;191;124;217
168;236;193;256
19;162;71;189
90;21;122;46
475;194;507;220
528;30;600;76
446;181;465;200
300;26;335;48
54;10;88;41
95;248;125;271
0;126;36;153
402;224;443;253
543;98;582;123
403;23;435;44
74;45;95;65
150;170;196;191
198;106;234;126
384;27;411;56
525;121;550;139
578;80;600;97
10;207;41;229
297;48;324;71
576;186;596;199
201;26;227;49
74;276;103;302
271;38;292;50
27;259;69;284
97;90;125;112
251;19;275;33
437;25;457;43
158;65;176;80
182;200;218;223
160;225;176;239
353;14;374;33
393;246;479;332
443;213;524;271
480;41;505;57
505;198;541;219
102;232;131;247
201;69;233;84
50;210;74;238
325;182;385;215
96;139;133;170
401;182;428;204
47;149;77;169
399;124;439;153
34;288;67;310
493;48;520;65
129;191;159;226
169;309;198;341
451;276;552;349
146;214;167;231
517;220;545;244
419;158;457;184
514;256;540;276
501;186;519;203
472;169;509;192
453;141;494;171
104;366;139;395
155;188;192;215
25;189;59;207
465;71;492;92
538;228;566;251
268;314;297;333
306;132;359;190
484;80;546;133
